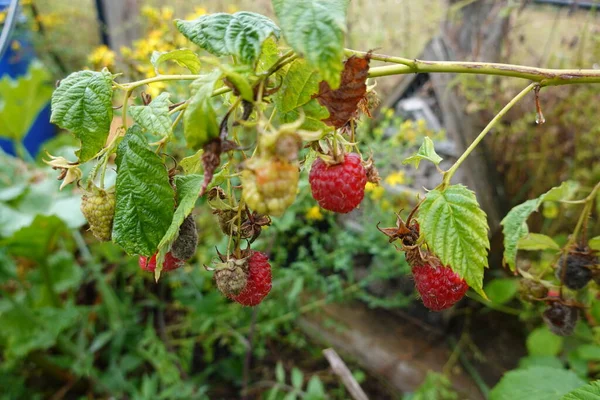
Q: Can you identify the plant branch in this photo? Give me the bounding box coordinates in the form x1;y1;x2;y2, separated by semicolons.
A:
441;83;537;188
345;49;600;86
568;180;600;248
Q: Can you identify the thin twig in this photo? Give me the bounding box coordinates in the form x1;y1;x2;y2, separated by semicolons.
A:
323;348;369;400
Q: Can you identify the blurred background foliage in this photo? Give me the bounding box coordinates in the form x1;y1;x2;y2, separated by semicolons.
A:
1;1;600;399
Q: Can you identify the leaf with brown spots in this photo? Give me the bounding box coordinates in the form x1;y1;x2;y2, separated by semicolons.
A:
315;55;370;128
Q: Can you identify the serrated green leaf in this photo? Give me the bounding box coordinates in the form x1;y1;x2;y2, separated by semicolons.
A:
275;59;321;113
279;98;332;132
418;184;490;296
175;12;280;65
184;71;221;150
155;174;203;279
0;62;53;141
50;69;113;162
129;92;172;138
501;181;577;271
518;356;564;370
562;380;600;400
527;326;563;356
180;150;203;175
256;37;281;74
484;278;518;305
518;233;560;251
150;49;201;74
273;0;349;88
490;367;585;400
403;137;443;169
589;236;600;251
113;126;175;256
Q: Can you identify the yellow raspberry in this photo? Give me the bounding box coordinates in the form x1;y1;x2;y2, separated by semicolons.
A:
80;186;116;242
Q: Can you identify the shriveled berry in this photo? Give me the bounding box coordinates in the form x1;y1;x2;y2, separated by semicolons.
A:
230;251;272;306
556;251;597;290
80;186;115;242
171;215;198;261
215;264;248;297
241;157;299;217
543;302;578;336
412;263;469;311
139;252;184;272
309;153;367;213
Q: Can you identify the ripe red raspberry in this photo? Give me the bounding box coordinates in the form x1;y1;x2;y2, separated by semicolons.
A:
138;252;184;272
412;263;469;311
230;251;272;306
309;153;367;213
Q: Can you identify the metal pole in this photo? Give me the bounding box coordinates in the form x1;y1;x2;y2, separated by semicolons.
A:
0;0;20;61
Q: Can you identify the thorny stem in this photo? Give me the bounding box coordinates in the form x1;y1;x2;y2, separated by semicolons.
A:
440;83;537;188
344;49;600;86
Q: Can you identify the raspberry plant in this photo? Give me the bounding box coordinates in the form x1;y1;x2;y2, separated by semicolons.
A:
48;0;600;310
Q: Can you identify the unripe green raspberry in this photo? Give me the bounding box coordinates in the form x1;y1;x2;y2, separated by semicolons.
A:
241;157;299;217
81;186;115;242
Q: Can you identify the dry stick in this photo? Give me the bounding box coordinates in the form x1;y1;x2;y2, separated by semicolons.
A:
323;348;369;400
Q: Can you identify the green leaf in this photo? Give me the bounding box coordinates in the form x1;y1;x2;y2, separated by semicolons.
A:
256;36;281;74
574;345;600;361
273;0;349;87
562;380;600;400
518;233;560;251
589;236;600;251
113;126;175;256
4;215;66;262
291;368;303;389
484;278;518;305
501;181;577;271
418;184;490;296
0;62;53;141
527;326;564;356
490;367;585;400
219;64;254;102
275;362;286;383
155;174;203;279
403;137;443;169
129;92;172;138
305;376;325;399
180;150;203;174
518;356;564;370
184;71;221;150
50;69;113;162
0;305;80;361
275;59;321;113
150;49;201;74
279;98;332;133
175;12;280;64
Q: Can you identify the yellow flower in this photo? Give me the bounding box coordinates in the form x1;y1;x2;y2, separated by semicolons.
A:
88;45;116;69
385;171;406;186
227;5;239;13
186;7;208;20
11;40;21;51
305;206;324;221
365;182;385;201
543;201;559;219
0;12;6;24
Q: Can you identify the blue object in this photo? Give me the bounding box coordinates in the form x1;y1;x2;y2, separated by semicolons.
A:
0;1;55;157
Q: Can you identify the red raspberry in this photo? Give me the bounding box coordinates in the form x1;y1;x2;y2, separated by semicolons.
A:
230;251;272;306
309;153;367;213
138;252;184;272
412;263;468;311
